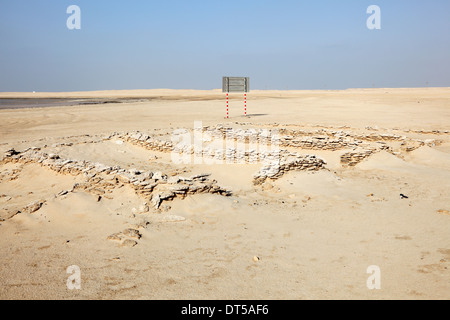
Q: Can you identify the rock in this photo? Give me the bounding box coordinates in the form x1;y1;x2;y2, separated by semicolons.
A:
0;208;20;220
153;171;167;181
191;173;211;180
151;194;161;208
167;176;180;184
159;191;175;200
161;204;171;212
131;219;150;229
121;239;138;247
94;163;110;173
122;228;141;239
129;168;141;175
169;185;189;193
141;171;153;180
24;200;45;214
144;183;158;191
107;233;123;241
88;187;105;196
130;132;143;141
0;195;12;202
253;176;266;185
253;256;260;262
4;150;16;157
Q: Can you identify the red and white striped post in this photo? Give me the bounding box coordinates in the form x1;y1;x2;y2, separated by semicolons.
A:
244;93;247;116
226;93;229;118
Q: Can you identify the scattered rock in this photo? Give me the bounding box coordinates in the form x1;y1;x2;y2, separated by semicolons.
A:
107;233;123;241
24;200;45;214
4;149;20;157
151;194;161;209
57;190;69;197
129;168;141;176
153;171;167;181
121;239;138;247
138;204;150;213
191;173;211;180
122;228;141;239
0;195;12;202
0;209;20;220
161;204;171;212
167;176;180;184
130;219;150;229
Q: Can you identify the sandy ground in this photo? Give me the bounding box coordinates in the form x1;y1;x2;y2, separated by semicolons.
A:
0;88;449;300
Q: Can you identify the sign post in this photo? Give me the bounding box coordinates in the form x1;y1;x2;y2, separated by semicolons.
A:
222;77;250;118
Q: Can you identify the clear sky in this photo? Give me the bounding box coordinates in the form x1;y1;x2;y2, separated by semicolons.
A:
0;0;449;91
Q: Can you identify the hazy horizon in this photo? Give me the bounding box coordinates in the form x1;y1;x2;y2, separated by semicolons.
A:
3;86;450;94
1;0;449;92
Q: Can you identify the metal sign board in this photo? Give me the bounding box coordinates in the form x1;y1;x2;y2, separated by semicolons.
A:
222;77;250;93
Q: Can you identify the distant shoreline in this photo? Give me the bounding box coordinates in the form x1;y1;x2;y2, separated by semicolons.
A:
0;98;151;110
1;87;448;110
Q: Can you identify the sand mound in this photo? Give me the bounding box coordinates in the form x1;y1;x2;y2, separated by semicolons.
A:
0;162;83;220
357;150;411;171
406;146;450;170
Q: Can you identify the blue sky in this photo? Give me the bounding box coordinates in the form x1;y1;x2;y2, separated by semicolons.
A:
0;0;449;91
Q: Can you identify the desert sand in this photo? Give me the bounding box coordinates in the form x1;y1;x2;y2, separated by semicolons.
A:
0;88;449;300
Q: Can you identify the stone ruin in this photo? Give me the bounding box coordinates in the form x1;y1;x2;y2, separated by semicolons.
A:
1;148;232;212
1;123;445;247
